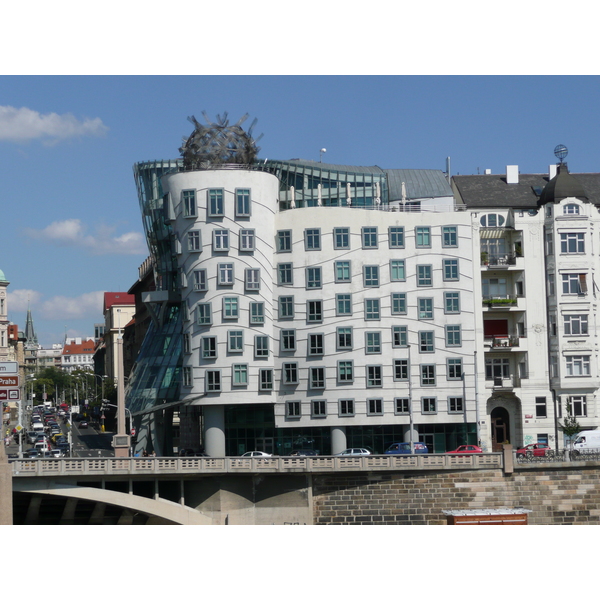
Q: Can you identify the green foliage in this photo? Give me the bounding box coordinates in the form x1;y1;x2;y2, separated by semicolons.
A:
559;399;581;441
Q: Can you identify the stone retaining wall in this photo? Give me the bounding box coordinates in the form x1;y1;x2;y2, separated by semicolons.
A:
312;463;600;524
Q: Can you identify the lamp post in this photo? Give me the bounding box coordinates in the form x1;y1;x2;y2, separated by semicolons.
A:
407;344;414;454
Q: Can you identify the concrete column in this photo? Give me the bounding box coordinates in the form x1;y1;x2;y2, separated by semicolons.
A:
330;426;347;455
204;405;226;457
0;443;13;525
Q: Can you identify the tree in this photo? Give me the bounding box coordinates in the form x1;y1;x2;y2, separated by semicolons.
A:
559;399;581;452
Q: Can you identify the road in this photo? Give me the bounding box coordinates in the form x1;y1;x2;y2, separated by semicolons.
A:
71;419;114;457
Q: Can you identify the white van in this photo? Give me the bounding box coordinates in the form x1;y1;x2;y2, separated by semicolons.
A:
32;421;45;432
572;430;600;453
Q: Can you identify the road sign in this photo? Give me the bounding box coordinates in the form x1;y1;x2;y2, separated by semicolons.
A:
0;361;18;374
0;375;19;387
0;389;19;400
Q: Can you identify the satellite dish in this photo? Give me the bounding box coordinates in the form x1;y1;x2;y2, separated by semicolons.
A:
554;144;568;162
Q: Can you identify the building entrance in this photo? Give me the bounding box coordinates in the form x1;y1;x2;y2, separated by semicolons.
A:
491;406;510;452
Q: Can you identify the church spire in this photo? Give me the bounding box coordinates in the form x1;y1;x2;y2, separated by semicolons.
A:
24;307;38;350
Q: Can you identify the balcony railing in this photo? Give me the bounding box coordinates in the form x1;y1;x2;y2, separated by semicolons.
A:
485;336;521;348
482;295;518;308
481;253;519;266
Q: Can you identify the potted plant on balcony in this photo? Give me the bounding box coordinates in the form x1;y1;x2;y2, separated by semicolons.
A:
481;251;489;265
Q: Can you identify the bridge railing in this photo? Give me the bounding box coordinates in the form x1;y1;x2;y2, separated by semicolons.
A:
10;453;503;476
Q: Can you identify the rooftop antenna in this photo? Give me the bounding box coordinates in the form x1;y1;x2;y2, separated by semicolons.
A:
320;148;326;163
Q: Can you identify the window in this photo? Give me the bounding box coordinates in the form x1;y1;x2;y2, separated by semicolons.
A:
306;267;322;289
447;358;463;380
308;333;324;356
208;189;224;217
334;227;350;249
363;265;379;287
254;335;269;358
217;263;234;286
259;369;273;391
280;329;296;352
310;367;325;389
213;229;229;251
201;336;217;359
562;273;587;295
339;398;355;417
337;361;354;383
279;296;294;319
197;303;212;325
187;230;202;252
389;226;404;248
239;229;255;251
536;396;547;418
394;359;408;381
566;355;590;376
278;263;293;286
485;358;510;380
250;302;264;325
417;265;432;286
564;314;588;335
367;398;383;416
366;365;382;387
446;324;462;347
245;268;261;291
390;259;405;282
421;364;436;386
277;230;292;252
283;363;299;385
183;366;192;387
392;326;408;348
419;331;434;353
311;399;327;418
305;228;321;250
232;364;248;387
442;226;458;247
336;294;352;316
482;277;507;297
205;370;221;392
422;397;437;414
444;292;460;314
443;259;459;281
391;293;407;315
235;188;251;217
362;226;378;248
560;232;585;254
222;296;239;319
365;331;382;354
564;204;580;215
480;213;505;227
394;397;410;415
415;226;431;247
182;189;196;217
335;261;351;282
183;333;191;354
337;327;353;350
570;395;587;417
286;401;301;418
448;397;463;413
364;298;380;320
418;298;434;319
193;269;208;292
228;330;244;353
307;300;323;322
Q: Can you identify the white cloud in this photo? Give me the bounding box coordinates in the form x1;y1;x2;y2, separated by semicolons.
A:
24;218;147;255
6;289;43;312
39;291;105;320
0;105;108;144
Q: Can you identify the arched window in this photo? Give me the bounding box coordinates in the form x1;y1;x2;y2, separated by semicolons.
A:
480;213;505;227
564;203;580;215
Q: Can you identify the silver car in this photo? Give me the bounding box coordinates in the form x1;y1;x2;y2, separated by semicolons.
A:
336;448;372;456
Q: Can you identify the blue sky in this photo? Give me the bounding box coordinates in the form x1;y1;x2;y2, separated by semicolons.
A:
3;75;600;346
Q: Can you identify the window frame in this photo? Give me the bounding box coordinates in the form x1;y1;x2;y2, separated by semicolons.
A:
207;188;225;217
333;227;350;250
361;226;378;249
389;226;405;248
235;188;251;217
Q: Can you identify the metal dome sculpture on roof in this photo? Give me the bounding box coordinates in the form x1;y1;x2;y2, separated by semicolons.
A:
179;112;263;170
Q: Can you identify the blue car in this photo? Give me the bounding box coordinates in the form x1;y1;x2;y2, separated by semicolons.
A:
384;442;428;454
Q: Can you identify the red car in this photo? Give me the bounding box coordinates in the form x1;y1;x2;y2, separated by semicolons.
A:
516;443;553;458
447;445;483;454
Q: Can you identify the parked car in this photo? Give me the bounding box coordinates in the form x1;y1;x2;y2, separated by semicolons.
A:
241;451;272;457
336;448;371;456
384;442;428;454
447;445;483;454
289;449;318;456
516;443;553;458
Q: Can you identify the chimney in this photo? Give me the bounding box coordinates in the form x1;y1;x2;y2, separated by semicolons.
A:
506;165;519;184
549;164;558;179
484;169;492;175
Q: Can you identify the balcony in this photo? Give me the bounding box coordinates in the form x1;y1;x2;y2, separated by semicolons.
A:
482;295;518;309
485;336;520;349
485;374;522;390
481;253;521;268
